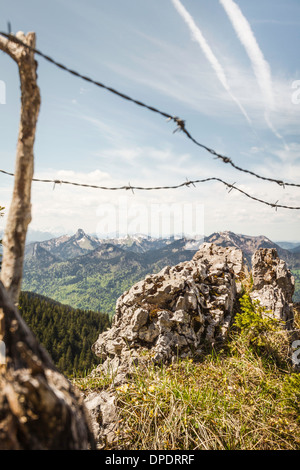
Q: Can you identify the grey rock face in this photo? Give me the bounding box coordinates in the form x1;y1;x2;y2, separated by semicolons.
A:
92;243;246;380
250;248;295;327
193;242;248;279
92;246;296;381
84;390;118;448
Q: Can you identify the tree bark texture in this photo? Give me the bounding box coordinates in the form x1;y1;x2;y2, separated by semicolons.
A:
0;31;40;304
0;282;96;449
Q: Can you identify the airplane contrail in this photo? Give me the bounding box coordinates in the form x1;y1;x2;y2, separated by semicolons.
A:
219;0;287;146
171;0;253;127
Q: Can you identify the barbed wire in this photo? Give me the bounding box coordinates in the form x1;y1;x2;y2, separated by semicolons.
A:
0;168;299;210
0;31;299;190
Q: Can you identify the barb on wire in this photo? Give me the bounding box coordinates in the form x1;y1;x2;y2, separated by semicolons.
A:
227;182;236;193
0;31;299;190
272;200;279;212
53;180;62;190
126;182;134;194
0;168;299;210
185;178;196;188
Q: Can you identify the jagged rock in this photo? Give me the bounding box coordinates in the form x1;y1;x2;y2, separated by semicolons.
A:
84;389;118;449
250;248;295;327
193;242;249;295
193;242;248;279
92;246;296;384
92;243;247;380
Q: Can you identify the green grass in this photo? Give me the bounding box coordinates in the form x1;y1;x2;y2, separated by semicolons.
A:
74;297;300;450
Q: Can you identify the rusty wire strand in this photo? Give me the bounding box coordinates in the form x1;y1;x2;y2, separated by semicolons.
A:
0;32;299;190
0;169;299;210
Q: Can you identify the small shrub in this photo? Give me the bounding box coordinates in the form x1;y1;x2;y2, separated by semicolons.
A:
234;294;284;349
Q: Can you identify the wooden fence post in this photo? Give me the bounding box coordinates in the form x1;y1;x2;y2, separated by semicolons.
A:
0;31;40;304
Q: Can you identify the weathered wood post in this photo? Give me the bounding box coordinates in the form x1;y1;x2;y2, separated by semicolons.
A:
0;31;40;305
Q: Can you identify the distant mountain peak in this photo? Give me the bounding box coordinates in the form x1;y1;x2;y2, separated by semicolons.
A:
75;228;86;238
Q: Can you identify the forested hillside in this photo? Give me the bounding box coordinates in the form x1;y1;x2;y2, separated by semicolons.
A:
293;270;300;302
23;239;198;316
19;291;111;376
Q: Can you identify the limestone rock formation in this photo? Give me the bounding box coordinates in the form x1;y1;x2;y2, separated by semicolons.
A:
89;244;296;446
92;243;247;382
250;248;295;328
193;242;247;279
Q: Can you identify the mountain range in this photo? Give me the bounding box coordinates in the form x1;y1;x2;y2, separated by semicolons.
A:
204;231;300;268
22;229;300;315
28;229;183;259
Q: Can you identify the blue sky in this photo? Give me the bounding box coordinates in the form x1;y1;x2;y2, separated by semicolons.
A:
0;0;299;241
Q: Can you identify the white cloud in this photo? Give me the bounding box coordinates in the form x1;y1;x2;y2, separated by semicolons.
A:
0;158;297;241
18;146;298;242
